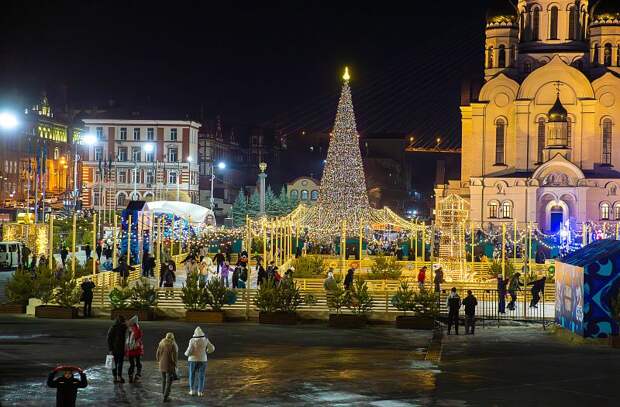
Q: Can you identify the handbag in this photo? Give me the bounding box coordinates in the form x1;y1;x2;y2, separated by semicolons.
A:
171;369;179;381
105;354;114;369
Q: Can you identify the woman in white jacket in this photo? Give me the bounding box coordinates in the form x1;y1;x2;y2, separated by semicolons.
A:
184;326;214;396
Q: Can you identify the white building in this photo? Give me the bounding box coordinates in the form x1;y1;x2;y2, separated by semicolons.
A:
436;0;620;233
81;118;200;209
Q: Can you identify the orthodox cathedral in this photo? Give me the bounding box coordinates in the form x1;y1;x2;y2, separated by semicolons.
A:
435;0;620;233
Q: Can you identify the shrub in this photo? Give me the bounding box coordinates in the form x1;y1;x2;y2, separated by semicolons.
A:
411;289;440;318
278;279;303;312
205;277;237;312
181;271;207;311
487;260;516;279
5;268;35;305
109;286;132;310
327;283;348;314
34;265;57;304
291;255;327;278
369;255;402;280
254;277;278;312
130;278;158;310
347;278;373;315
391;281;415;315
54;272;81;308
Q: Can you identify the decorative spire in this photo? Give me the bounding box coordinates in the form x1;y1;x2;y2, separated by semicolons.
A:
342;66;350;81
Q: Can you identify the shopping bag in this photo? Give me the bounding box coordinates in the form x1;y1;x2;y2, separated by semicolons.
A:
105;354;114;369
206;340;215;354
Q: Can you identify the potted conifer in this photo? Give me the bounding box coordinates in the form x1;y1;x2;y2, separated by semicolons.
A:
255;277;301;325
36;272;80;319
183;272;236;323
1;268;34;313
110;278;157;320
329;278;373;328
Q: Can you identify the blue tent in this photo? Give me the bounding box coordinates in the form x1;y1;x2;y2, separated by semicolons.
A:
556;239;620;338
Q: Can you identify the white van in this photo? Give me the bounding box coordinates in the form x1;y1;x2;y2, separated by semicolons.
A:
0;242;24;270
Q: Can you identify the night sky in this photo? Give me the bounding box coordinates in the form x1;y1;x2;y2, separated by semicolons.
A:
1;0;493;141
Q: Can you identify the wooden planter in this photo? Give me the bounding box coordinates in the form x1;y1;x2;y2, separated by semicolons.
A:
185;310;225;323
35;305;78;319
395;315;435;330
258;311;297;325
329;313;367;328
0;303;26;314
111;308;155;321
609;335;620;349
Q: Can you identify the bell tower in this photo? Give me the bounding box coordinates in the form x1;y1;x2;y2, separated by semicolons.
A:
485;0;519;80
543;89;571;162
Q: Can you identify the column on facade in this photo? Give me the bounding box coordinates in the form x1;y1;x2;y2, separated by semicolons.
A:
470;103;487;177
514;100;532;171
460;106;474;182
579;99;597;170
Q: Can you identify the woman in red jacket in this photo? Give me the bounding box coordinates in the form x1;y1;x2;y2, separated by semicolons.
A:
125;315;144;383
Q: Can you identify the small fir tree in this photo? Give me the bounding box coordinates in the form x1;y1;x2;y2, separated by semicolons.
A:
265;185;278;217
277;186;290;216
231;191;248;227
5;268;35;305
247;190;260;218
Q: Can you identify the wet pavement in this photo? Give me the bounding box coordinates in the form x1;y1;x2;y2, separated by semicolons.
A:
0;316;619;406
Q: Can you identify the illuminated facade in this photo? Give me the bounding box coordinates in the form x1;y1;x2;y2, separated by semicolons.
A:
80;118;200;209
286;176;320;205
436;0;620;232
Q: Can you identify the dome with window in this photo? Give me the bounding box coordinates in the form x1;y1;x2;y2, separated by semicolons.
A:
486;0;517;25
592;0;620;23
548;95;568;122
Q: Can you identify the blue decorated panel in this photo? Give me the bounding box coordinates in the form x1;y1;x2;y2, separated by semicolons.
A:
555;263;584;336
583;258;620;338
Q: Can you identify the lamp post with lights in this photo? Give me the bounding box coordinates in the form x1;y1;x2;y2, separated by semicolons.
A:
210;161;226;211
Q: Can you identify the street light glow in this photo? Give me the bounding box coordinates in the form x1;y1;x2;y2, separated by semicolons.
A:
143;143;154;153
0;112;18;129
217;161;226;170
187;156;193;162
82;133;97;145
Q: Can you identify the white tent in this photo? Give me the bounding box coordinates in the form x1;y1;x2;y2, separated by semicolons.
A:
143;201;215;225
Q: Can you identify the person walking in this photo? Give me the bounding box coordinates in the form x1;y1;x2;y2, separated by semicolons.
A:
80;278;96;318
462;290;478;335
96;241;103;261
446;287;461;335
220;261;230;288
231;265;240;289
60;246;69;267
84;243;92;260
433;266;444;293
507;272;522;311
497;274;508;314
417;266;427;290
107;316;127;383
114;255;134;285
256;259;267;286
323;270;338;292
125;315;144;383
344;266;355;290
47;366;88;407
528;276;547;308
185;326;215;397
156;332;178;403
160;262;176;298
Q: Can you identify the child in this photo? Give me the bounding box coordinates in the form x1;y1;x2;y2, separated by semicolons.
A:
47;366;88;407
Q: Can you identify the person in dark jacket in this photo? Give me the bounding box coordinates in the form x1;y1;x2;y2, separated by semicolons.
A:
433;267;444;292
446;287;461;335
60;246;69;266
462;290;478;335
344;267;355;290
47;366;88;407
528;276;547;308
231;266;240;289
497;274;508;314
107;316;127;383
84;244;92;260
214;251;225;274
114;256;134;284
507;272;522;311
80;278;96;317
161;262;176;298
96;242;102;261
256;260;267;286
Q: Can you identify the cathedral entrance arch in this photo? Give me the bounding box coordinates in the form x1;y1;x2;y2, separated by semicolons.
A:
543;199;569;233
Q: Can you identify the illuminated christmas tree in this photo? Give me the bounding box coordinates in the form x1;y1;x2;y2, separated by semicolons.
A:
316;67;371;228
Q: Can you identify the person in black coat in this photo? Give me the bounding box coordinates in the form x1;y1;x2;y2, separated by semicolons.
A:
114;256;133;284
96;242;102;261
60;247;69;266
80;278;96;317
344;267;355;290
446;287;461;335
528;276;547;308
84;244;92;260
462;290;478;335
256;260;267;286
232;266;240;289
107;316;127;383
47;366;88;407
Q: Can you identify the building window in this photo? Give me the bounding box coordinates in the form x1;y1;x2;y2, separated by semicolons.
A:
498;45;506;68
487;46;493;69
602;118;613;165
537;118;546;162
601;202;610;220
593;44;600;65
131;169;139;184
93;191;100;206
145;151;154;162
170;128;178;141
290;190;299;200
532;7;540;40
132;147;141;162
614;204;620;220
567;118;572;147
118;147;128;162
53;148;59;160
168;148;178;162
120;127;127;141
118;171;127;184
495;119;506;165
133;128;141;141
549;6;559;40
311;190;318;201
301;190;309;200
168;171;177;184
604;43;612;66
147;128;154;141
96;127;103;140
568;7;578;40
501;201;513;219
94;147;103;162
146;171;154;185
117;193;127;207
488;201;499;219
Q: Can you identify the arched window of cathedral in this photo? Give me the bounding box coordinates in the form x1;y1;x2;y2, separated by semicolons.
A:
501;201;513;219
593;44;600;65
532;7;541;41
488;201;500;219
537;117;546;162
549;6;559;40
498;45;506;68
614;203;620;220
604;43;613;66
495;118;506;165
487;46;494;69
600;202;611;220
602;118;613;165
568;6;578;40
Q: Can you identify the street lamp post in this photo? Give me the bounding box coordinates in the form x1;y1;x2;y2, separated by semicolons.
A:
258;162;267;216
187;156;193;203
210;161;226;211
74;133;96;210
